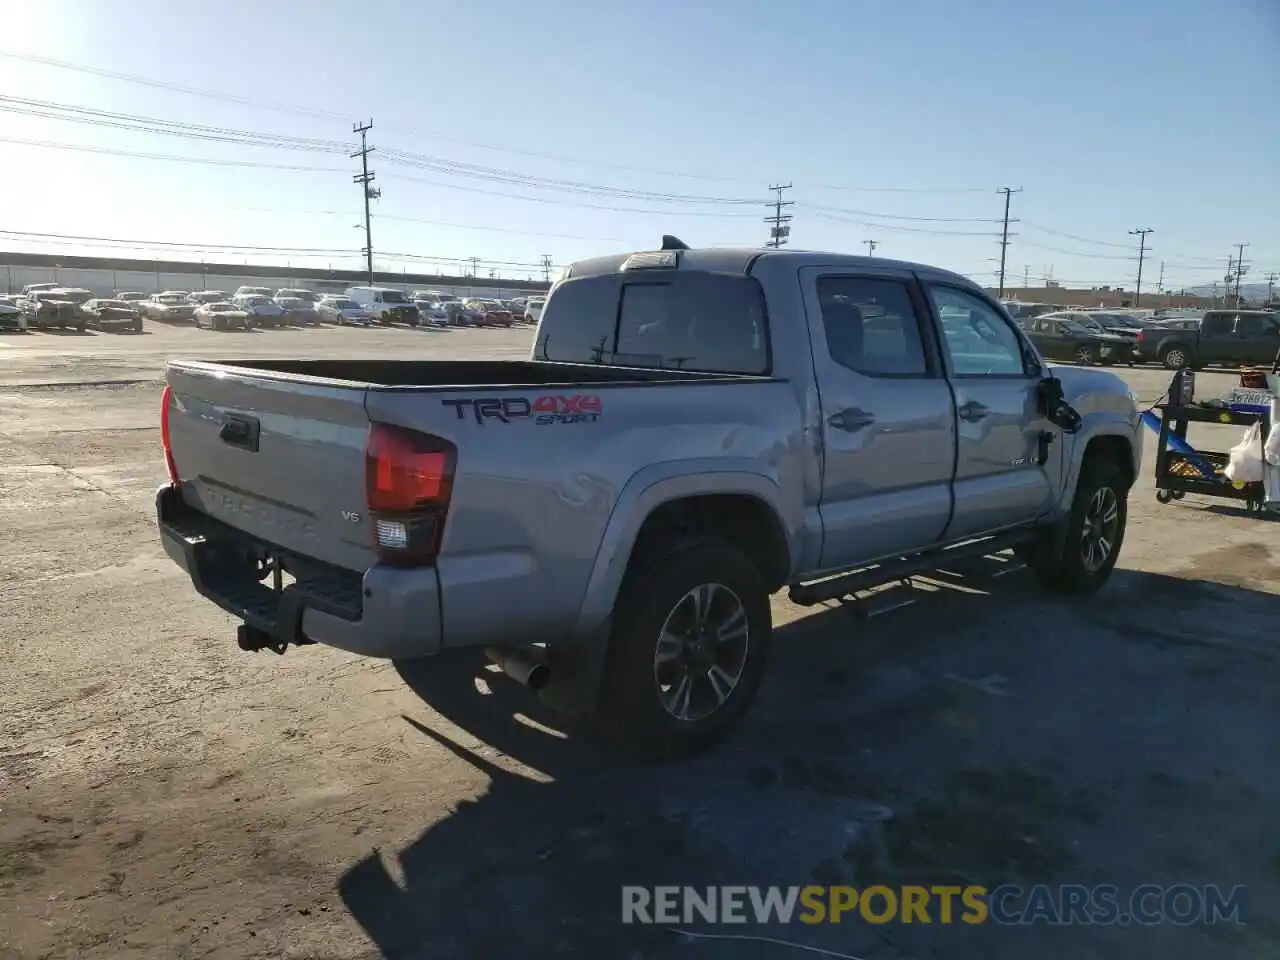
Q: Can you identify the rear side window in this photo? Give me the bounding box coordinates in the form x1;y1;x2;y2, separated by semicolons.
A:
1201;314;1233;336
535;271;769;374
816;277;928;376
1236;315;1276;337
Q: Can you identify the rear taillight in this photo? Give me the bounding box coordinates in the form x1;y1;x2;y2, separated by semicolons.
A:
365;423;455;565
160;384;179;485
1135;329;1145;343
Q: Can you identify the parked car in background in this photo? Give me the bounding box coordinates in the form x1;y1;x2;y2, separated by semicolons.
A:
233;294;289;327
115;291;150;304
1002;301;1066;322
1018;312;1134;365
141;292;197;324
20;289;90;331
234;285;274;299
194;302;253;331
463;298;513;327
413;297;450;327
1136;310;1280;369
443;301;478;326
316;296;375;326
274;288;319;303
187;290;230;306
82;298;144;332
345;286;421;326
0;298;26;332
22;282;60;297
524;297;546;324
274;295;319;326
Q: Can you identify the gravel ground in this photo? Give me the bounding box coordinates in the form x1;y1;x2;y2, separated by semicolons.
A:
1;322;1277;959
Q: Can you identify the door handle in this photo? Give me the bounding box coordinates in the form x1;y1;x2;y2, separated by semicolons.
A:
957;401;990;423
827;408;876;432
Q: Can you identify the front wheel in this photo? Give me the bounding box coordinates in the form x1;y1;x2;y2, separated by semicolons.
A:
593;538;771;760
1073;343;1098;365
1021;459;1128;595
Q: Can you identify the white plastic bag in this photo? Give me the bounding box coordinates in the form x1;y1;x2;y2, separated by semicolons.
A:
1224;422;1264;484
1265;398;1280;466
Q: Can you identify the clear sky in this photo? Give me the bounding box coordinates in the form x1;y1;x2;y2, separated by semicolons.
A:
0;0;1276;291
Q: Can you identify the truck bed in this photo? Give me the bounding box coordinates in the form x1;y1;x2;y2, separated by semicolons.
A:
180;358;767;389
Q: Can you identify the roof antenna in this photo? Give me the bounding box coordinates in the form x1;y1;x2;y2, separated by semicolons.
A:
660;235;690;251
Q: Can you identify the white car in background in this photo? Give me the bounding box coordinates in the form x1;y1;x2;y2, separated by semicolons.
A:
524;297;546;324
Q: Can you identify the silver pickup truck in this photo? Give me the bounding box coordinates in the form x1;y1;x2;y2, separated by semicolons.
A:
157;238;1142;758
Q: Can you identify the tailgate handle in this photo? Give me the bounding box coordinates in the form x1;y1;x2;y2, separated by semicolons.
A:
218;414;260;452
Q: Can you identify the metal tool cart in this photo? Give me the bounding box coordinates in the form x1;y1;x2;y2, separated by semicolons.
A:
1145;358;1277;513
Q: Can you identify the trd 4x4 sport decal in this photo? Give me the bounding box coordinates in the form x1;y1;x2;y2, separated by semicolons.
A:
441;395;603;426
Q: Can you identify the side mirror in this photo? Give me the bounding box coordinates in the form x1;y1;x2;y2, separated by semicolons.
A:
1037;376;1082;434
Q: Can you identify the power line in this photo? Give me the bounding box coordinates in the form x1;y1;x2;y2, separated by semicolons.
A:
1129;228;1154;307
765;184;794;248
799;202;1000;223
995;186;1022;298
0;50;998;193
807;211;997;237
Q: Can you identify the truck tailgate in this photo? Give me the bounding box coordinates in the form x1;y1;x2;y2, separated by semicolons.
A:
165;363;376;572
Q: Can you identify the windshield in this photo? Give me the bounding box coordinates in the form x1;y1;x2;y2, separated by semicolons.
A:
97;300;130;309
329;299;357;309
155;294;186;304
242;296;270;305
1060;320;1091;334
379;290;409;304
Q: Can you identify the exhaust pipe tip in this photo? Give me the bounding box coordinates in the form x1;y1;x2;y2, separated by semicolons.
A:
485;646;550;691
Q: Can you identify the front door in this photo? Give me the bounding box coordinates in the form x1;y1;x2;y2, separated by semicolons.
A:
1196;313;1237;364
801;267;956;570
1235;314;1280;363
924;283;1058;540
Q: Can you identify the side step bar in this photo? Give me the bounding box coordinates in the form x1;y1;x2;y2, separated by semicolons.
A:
788;531;1035;607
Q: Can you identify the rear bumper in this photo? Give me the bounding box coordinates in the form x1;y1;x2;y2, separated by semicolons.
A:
156;484;443;658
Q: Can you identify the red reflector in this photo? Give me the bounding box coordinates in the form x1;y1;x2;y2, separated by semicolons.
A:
160;384;179;485
365;423;454;513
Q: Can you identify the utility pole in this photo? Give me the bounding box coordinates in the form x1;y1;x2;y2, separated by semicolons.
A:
351;119;379;287
1128;227;1154;307
1157;261;1165;297
467;257;480;278
863;239;878;257
540;254;553;284
995;186;1022;298
1265;271;1277;305
1023;265;1030;291
1233;242;1249;304
765;183;793;248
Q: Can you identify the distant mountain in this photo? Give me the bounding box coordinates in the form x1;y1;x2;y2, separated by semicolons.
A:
1181;281;1272;300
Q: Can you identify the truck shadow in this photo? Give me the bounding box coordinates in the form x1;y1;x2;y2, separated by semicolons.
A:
337;560;1280;959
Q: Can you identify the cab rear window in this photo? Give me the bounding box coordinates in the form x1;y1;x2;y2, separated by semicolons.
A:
534;271;769;374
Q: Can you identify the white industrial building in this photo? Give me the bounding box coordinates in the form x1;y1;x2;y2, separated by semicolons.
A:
2;252;550;301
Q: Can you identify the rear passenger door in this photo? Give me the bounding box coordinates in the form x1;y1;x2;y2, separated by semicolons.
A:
800;267;956;569
1235;314;1280;363
1196;313;1236;363
924;283;1057;539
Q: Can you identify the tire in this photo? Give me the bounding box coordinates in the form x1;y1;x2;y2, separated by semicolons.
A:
1073;343;1098;365
1022;458;1128;595
1156;489;1175;504
1161;345;1190;370
593;538;771;760
133;318;143;332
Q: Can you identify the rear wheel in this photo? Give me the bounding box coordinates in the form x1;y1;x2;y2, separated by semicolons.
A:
1020;459;1127;595
1161;345;1190;369
1073;343;1098;365
593;538;771;760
